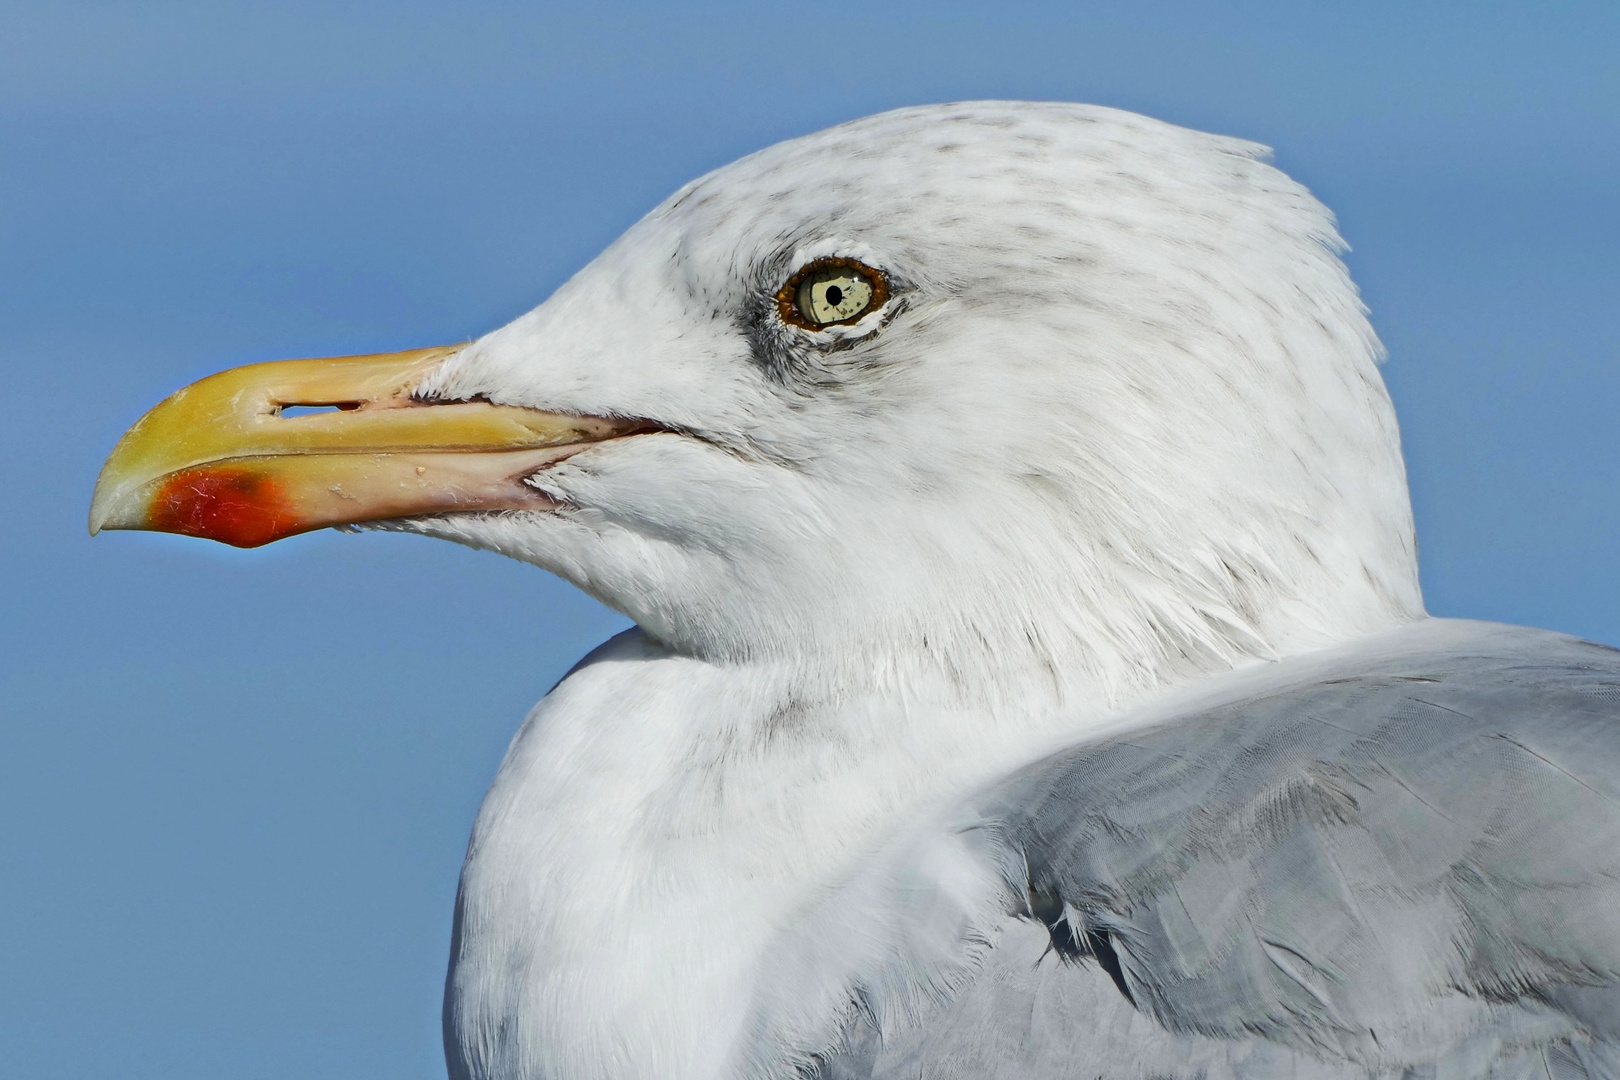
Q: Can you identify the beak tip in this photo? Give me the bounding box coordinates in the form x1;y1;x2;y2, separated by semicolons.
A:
87;494;111;538
87;496;132;538
88;472;130;538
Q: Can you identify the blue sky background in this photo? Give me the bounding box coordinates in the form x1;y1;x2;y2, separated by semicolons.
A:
2;2;1616;1076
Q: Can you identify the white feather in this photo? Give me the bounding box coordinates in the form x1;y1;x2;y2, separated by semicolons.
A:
389;101;1423;1079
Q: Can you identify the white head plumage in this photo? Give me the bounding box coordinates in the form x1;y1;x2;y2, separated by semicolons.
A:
410;101;1421;704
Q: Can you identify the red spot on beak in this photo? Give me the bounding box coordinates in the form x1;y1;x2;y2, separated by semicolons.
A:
149;467;303;548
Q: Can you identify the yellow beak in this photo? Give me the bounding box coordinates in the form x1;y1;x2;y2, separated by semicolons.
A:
90;345;646;548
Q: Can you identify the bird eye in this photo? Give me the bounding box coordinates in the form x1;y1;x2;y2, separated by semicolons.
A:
776;258;889;330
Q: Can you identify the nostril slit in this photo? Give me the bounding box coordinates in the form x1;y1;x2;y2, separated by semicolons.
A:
278;403;361;418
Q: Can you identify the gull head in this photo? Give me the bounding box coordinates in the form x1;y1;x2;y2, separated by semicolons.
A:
93;102;1422;698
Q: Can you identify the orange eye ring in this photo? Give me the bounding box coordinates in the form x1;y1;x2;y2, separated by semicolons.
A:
775;257;890;330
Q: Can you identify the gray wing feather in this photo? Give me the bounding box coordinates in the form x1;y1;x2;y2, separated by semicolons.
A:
814;621;1620;1079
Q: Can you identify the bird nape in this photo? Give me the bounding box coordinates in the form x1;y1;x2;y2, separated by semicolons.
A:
91;102;1620;1080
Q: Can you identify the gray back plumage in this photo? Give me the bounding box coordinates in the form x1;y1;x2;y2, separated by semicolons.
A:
812;621;1620;1079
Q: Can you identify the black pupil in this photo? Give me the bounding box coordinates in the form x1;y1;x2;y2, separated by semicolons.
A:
824;284;844;307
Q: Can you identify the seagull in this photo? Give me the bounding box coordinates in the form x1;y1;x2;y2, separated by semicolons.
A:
90;102;1620;1079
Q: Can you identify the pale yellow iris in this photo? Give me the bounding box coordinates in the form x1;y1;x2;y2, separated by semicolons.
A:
795;266;876;325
